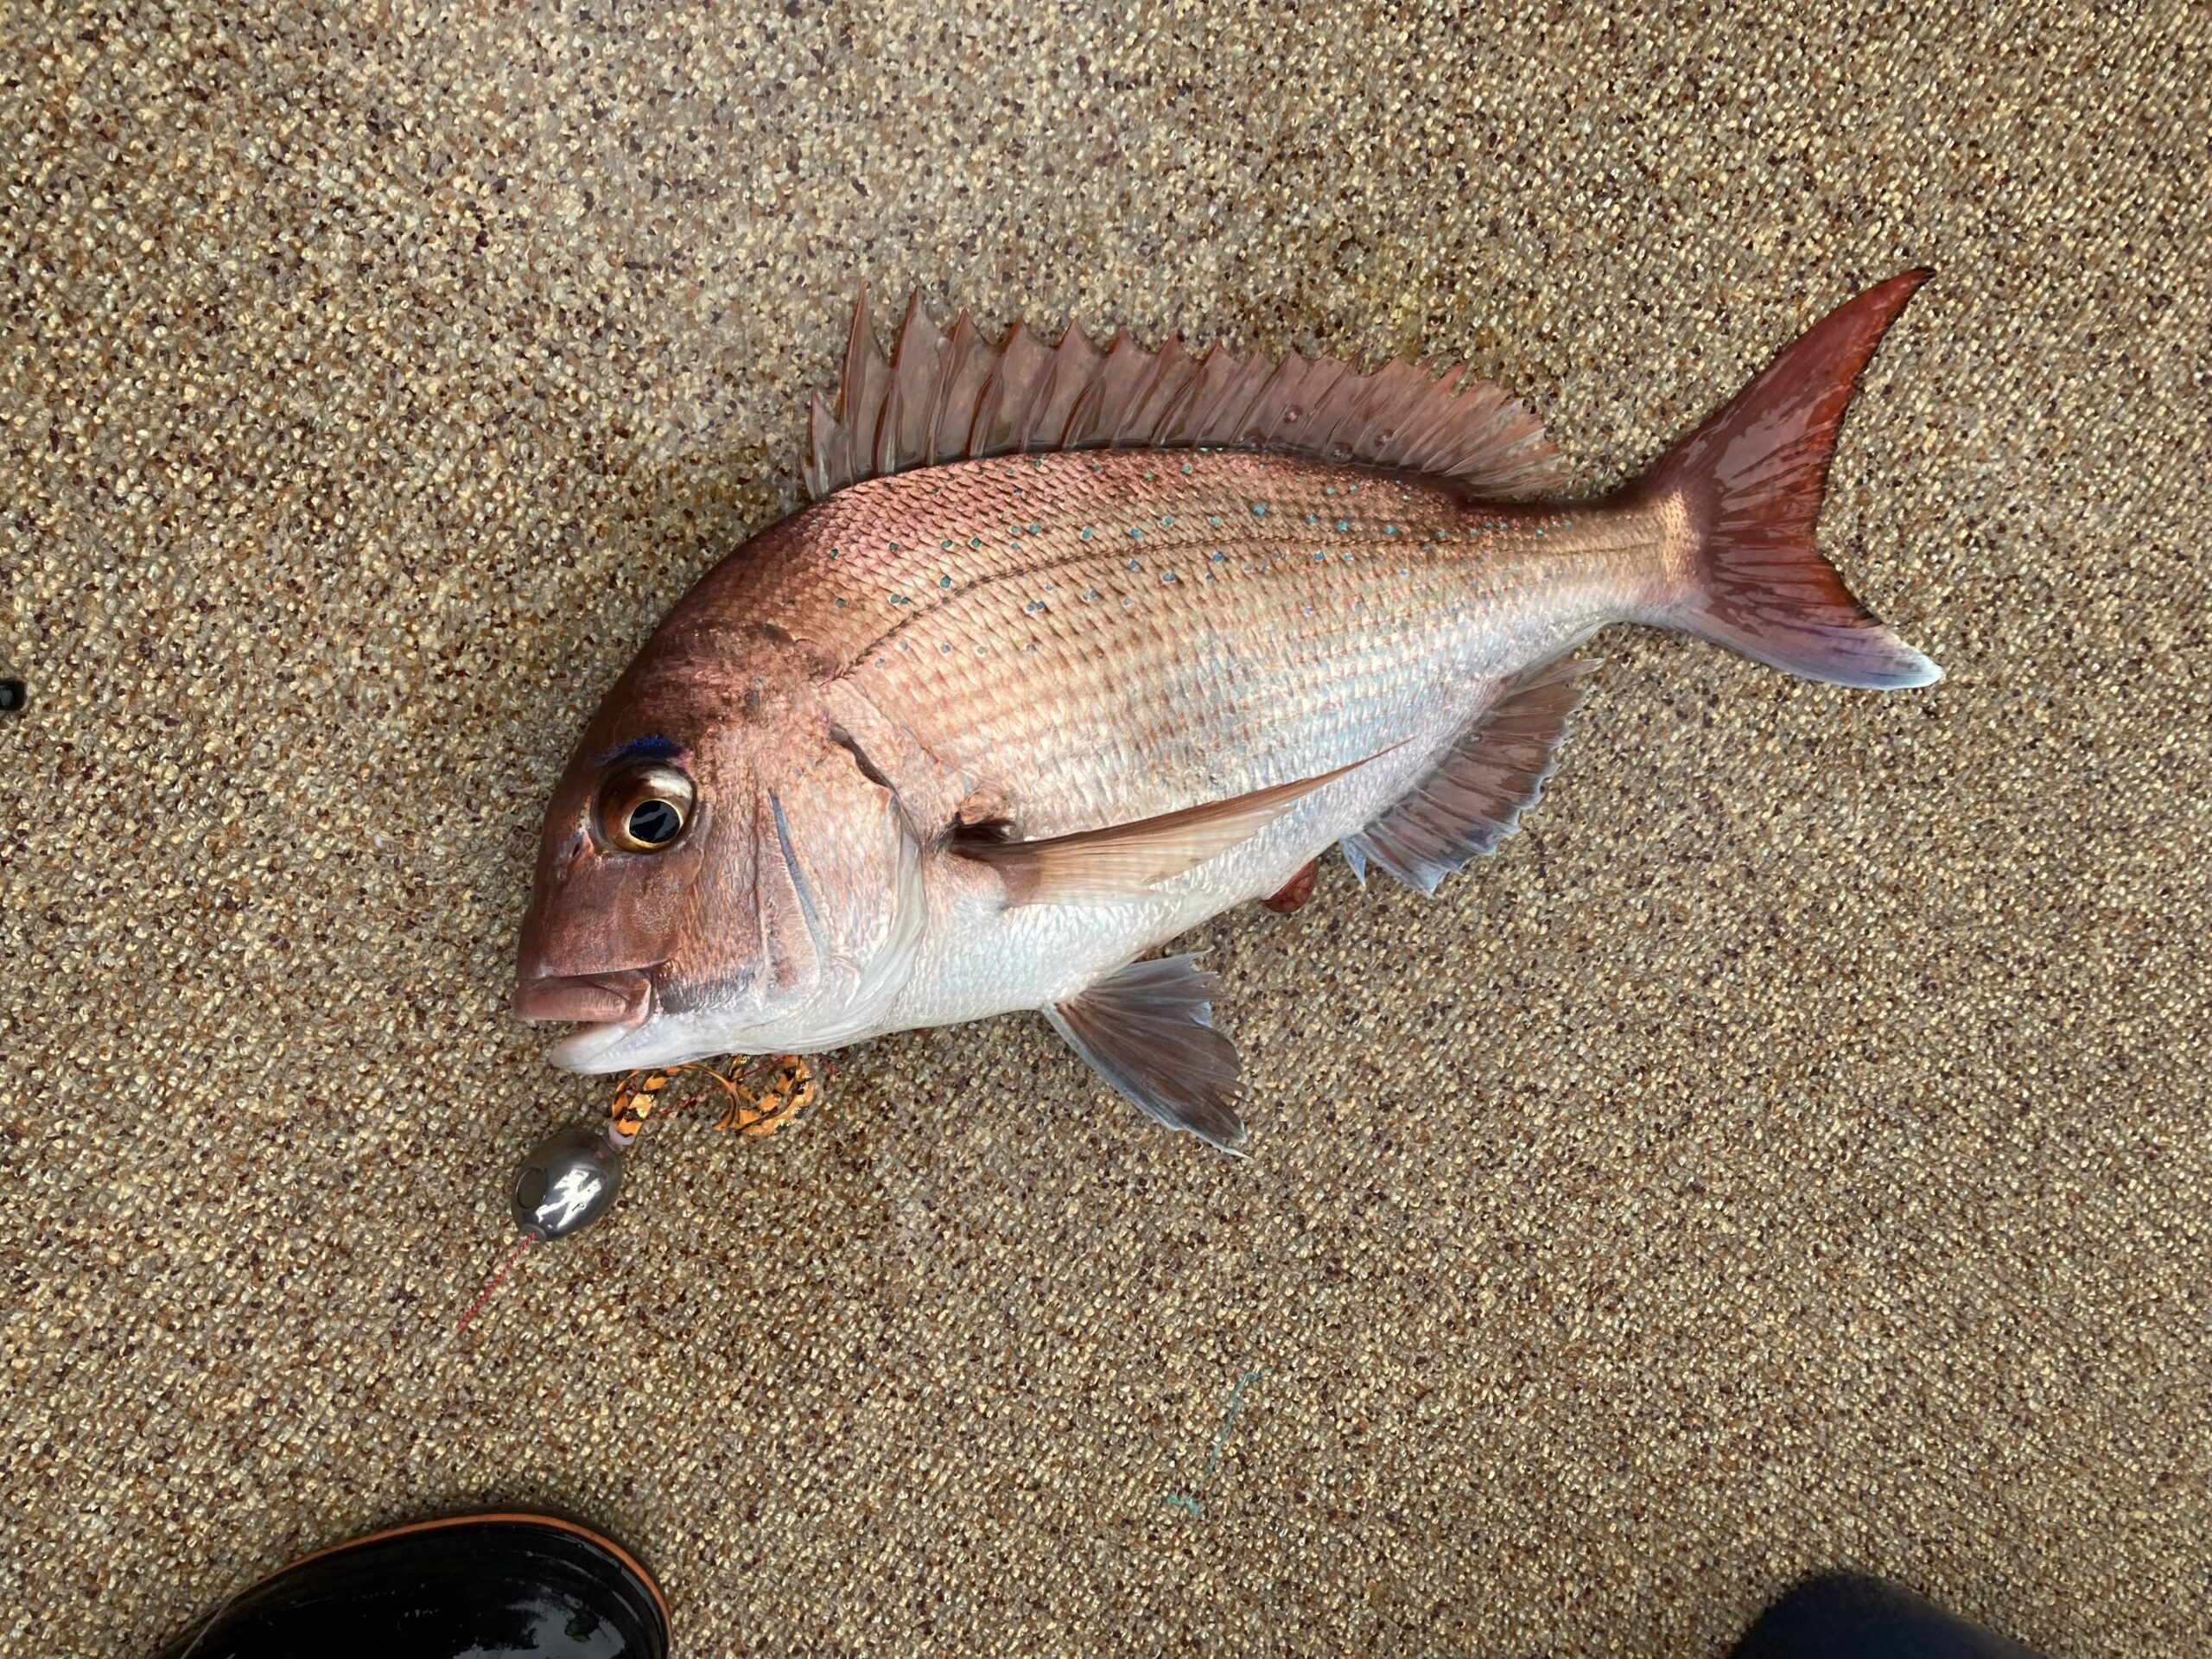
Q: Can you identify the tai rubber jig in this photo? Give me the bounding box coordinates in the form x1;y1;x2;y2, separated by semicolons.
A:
456;1055;820;1332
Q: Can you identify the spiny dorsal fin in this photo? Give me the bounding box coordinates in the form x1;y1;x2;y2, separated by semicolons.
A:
800;288;1563;501
953;751;1386;907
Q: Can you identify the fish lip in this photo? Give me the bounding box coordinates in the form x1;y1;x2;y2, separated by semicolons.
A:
547;1020;656;1073
512;968;656;1027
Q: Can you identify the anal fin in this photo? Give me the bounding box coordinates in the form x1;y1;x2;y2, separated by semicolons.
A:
1044;955;1246;1153
1344;657;1597;895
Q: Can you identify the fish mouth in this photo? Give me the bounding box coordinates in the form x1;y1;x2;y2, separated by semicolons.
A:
546;1020;655;1072
513;969;662;1072
513;968;657;1026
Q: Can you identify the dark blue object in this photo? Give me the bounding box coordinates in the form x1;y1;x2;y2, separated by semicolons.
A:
1732;1571;2046;1659
0;679;22;712
161;1513;667;1659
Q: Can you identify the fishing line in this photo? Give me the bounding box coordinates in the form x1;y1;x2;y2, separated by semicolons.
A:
454;1236;536;1335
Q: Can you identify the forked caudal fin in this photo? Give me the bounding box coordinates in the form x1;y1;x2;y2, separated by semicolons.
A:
1630;270;1942;690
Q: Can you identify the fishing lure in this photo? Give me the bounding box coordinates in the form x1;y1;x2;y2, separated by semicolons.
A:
512;1055;819;1241
459;1055;817;1330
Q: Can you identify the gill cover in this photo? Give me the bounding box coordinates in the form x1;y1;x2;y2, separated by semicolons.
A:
659;731;925;1052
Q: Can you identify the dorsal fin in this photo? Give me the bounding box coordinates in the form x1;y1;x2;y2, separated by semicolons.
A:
800;288;1563;501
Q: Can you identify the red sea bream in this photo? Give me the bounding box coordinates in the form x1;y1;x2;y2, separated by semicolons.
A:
515;273;1942;1150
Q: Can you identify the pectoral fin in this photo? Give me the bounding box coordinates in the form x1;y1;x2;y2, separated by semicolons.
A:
1045;955;1247;1153
1344;657;1596;895
957;752;1382;907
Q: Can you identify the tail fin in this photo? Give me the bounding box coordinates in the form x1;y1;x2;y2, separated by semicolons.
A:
1633;270;1942;690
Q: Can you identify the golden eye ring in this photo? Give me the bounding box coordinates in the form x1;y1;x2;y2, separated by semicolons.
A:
597;761;696;853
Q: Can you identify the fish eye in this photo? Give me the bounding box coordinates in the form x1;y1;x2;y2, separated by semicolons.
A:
598;761;696;853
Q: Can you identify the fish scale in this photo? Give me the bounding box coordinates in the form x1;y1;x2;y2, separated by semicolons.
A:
517;275;1942;1149
691;448;1666;840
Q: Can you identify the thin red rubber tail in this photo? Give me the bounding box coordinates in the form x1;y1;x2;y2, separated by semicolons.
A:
456;1235;537;1334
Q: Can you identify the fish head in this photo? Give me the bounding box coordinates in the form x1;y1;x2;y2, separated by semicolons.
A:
514;638;919;1073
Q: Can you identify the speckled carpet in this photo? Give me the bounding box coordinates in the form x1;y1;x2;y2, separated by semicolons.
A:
4;3;2207;1655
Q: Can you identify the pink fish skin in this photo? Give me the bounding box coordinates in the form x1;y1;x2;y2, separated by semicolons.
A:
517;272;1940;1150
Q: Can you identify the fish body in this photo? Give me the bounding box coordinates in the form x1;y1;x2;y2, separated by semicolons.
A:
517;274;1941;1148
697;454;1650;1020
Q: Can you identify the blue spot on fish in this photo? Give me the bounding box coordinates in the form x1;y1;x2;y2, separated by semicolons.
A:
1250;504;1266;516
591;734;683;768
